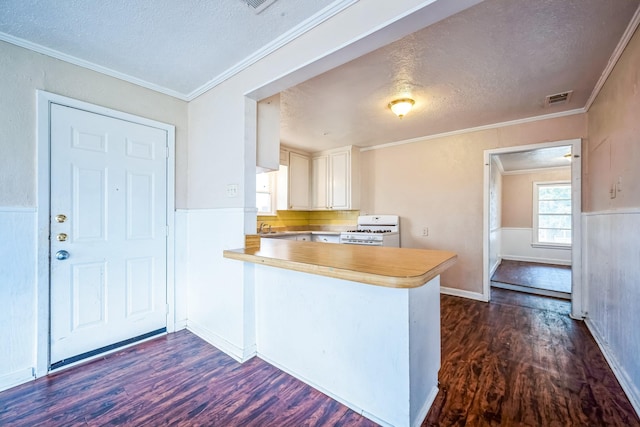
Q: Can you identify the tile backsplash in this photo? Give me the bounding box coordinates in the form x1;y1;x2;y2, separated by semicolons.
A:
257;210;359;230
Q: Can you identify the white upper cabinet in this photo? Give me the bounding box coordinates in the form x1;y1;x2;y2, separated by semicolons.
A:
287;150;311;210
311;155;329;209
312;146;360;210
256;94;280;172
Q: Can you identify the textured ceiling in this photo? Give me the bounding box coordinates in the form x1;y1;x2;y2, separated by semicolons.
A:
279;0;640;152
0;0;336;97
1;0;638;155
496;145;572;172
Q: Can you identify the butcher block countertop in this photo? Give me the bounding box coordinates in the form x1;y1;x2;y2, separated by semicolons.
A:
223;238;457;289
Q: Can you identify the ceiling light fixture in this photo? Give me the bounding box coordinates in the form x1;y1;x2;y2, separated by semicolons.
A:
388;98;415;118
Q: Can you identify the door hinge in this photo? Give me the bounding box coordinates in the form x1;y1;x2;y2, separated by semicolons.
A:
166;146;170;158
166;304;170;315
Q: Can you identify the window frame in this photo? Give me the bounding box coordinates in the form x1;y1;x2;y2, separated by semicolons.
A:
532;180;572;249
256;170;278;216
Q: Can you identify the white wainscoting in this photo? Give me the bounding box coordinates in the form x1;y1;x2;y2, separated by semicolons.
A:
584;210;640;417
173;210;189;330
183;208;256;362
0;208;37;391
500;227;571;265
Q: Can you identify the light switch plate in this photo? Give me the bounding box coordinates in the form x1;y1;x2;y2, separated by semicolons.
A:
226;184;239;197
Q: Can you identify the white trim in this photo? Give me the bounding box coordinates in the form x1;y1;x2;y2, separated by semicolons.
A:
187;0;359;100
36;90;176;376
0;368;35;393
0;1;358;101
584;6;640;111
187;321;257;364
361;109;585;152
440;286;487;302
585;319;640;418
532;180;572;247
500;255;571;266
530;243;571;250
500;165;571;176
583;207;640;216
0;207;37;212
412;387;439;427
0;32;188;100
483;139;583;316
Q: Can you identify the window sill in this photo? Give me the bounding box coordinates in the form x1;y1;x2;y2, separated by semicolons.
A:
531;243;571;250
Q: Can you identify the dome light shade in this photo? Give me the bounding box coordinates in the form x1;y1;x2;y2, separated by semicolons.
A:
388;98;415;118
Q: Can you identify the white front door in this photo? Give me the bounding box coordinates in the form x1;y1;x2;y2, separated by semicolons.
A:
49;104;168;367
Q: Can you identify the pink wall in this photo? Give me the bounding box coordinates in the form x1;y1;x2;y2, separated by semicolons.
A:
361;114;586;294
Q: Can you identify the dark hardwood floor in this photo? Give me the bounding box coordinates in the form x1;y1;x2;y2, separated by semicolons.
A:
1;289;638;426
491;259;572;296
424;288;639;426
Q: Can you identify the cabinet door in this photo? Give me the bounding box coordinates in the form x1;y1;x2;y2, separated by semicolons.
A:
312;155;329;209
329;150;350;210
296;234;311;241
288;152;310;209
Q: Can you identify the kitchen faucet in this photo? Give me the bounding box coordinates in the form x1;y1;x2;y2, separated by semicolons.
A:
259;222;271;234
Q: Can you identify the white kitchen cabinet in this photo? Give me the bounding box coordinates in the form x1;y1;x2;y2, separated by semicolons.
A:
296;234;312;241
311;155;329;209
311;234;340;244
287;151;311;210
311;146;360;210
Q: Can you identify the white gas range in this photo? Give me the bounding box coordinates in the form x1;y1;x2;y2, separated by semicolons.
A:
339;215;400;247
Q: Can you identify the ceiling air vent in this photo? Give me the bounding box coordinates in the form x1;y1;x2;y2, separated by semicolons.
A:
544;90;573;107
241;0;277;14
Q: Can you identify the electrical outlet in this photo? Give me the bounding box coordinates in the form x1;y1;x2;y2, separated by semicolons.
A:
422;227;429;237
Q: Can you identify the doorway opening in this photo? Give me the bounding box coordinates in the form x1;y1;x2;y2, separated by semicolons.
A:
483;139;583;319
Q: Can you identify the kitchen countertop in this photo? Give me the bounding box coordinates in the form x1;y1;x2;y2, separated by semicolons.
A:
223;238;457;288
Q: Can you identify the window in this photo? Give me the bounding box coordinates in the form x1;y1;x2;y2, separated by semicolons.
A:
533;181;571;246
256;171;277;215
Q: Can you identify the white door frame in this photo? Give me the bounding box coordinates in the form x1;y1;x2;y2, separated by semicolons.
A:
482;138;584;319
35;91;176;376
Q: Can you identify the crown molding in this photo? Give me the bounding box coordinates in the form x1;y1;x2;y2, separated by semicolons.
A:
186;0;359;100
0;32;189;100
584;4;640;111
0;0;358;102
361;108;586;152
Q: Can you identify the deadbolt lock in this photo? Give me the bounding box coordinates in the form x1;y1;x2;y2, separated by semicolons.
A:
57;233;68;242
55;214;67;223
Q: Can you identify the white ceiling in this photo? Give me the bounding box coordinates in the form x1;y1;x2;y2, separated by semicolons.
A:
495;146;572;173
1;0;639;155
279;0;640;152
0;0;337;98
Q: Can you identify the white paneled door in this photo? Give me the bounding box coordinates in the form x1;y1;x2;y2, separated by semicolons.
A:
49;104;168;366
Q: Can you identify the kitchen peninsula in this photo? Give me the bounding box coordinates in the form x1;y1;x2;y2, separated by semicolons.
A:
223;239;457;427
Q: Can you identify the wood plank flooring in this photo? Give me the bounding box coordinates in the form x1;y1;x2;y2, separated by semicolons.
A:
491;259;572;295
0;332;376;426
1;289;638;426
423;289;639;426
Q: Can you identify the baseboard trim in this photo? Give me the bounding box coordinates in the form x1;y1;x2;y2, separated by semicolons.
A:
187;321;256;363
0;368;34;393
585;319;640;418
258;352;400;427
412;385;439;427
440;286;487;302
500;255;571;266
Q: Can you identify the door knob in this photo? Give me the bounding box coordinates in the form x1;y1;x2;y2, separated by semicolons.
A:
57;233;68;242
56;250;70;260
55;214;67;223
